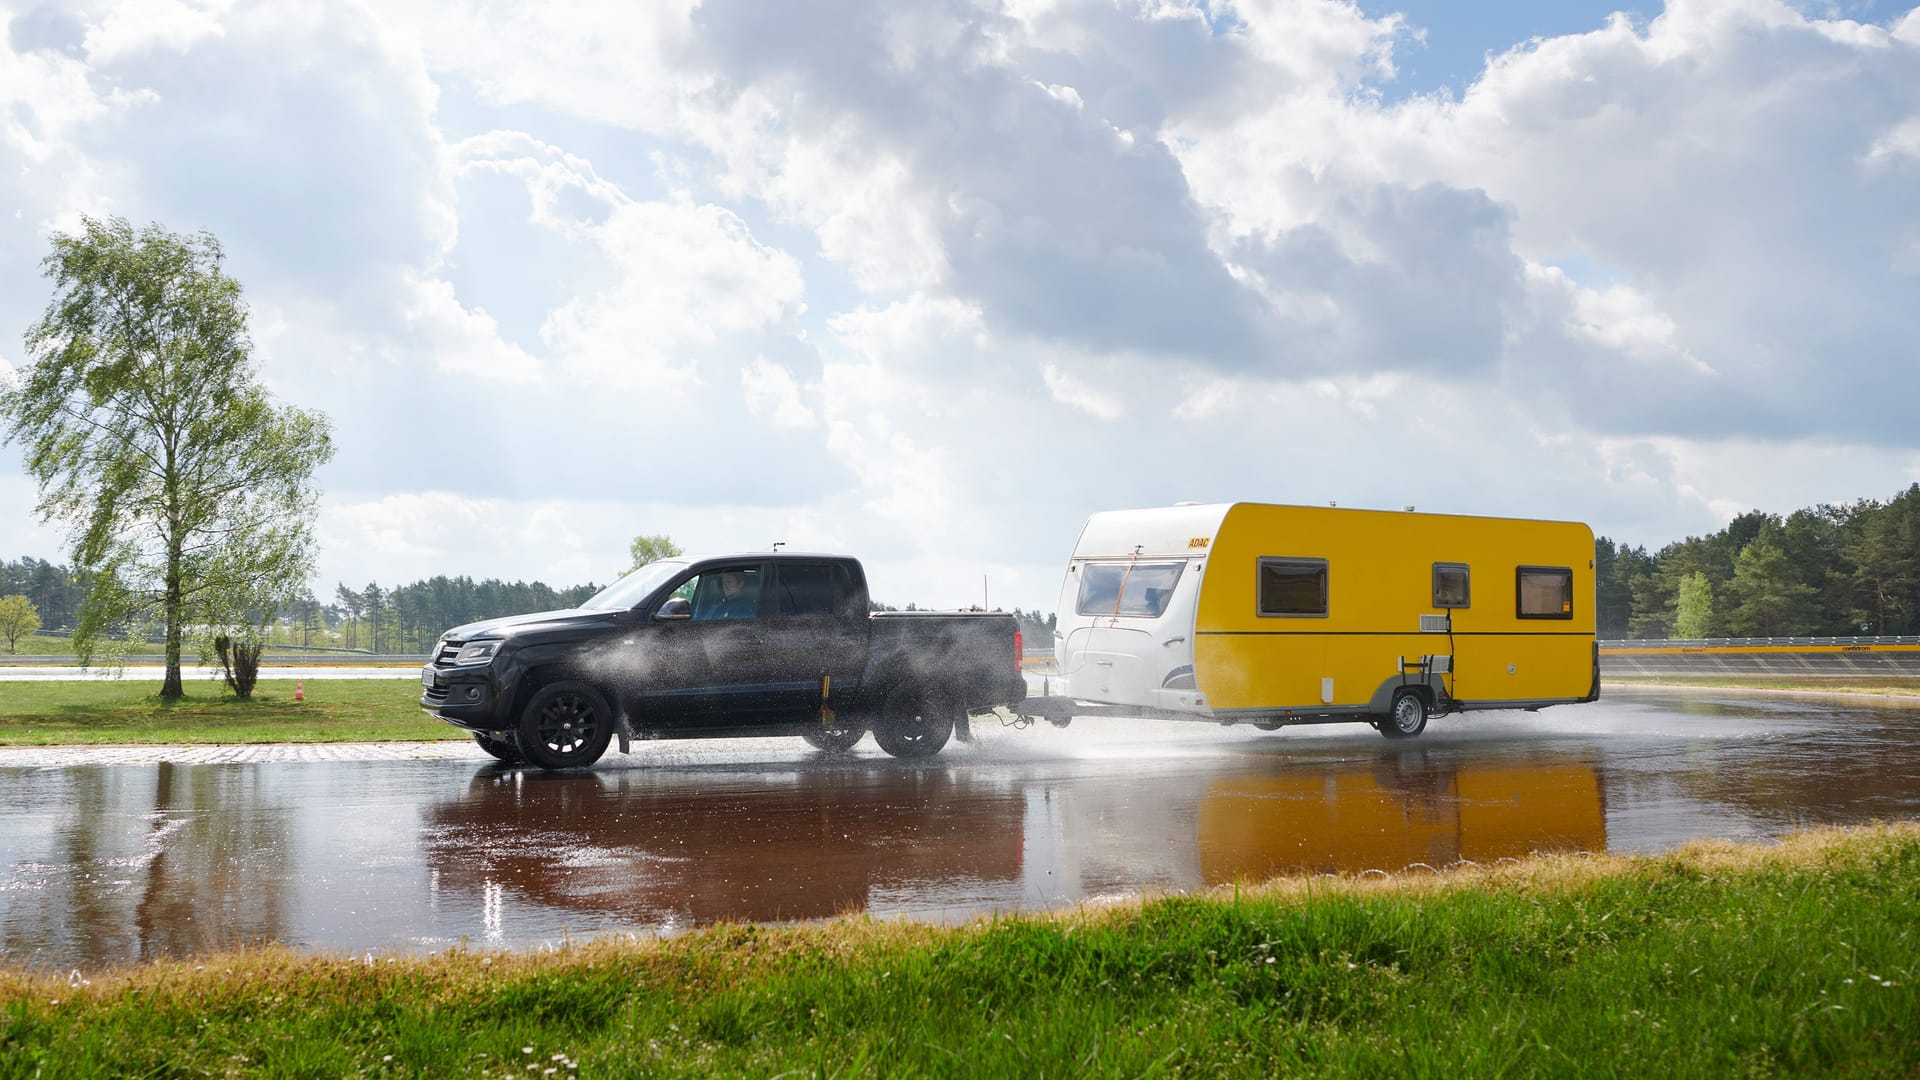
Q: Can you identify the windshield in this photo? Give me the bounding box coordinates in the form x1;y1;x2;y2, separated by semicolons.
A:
1075;560;1186;617
578;560;689;611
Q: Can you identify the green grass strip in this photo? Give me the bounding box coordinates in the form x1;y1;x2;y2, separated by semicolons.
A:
0;679;461;745
1608;675;1920;697
3;825;1915;1077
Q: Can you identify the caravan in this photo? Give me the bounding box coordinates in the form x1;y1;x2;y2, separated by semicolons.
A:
1035;503;1599;737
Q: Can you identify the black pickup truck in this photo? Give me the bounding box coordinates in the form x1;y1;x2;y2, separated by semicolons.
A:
420;552;1028;770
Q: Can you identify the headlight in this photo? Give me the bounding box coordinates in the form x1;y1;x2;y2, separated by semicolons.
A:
453;640;502;665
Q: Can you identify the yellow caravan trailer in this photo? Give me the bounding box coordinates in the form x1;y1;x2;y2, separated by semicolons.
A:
1035;503;1598;736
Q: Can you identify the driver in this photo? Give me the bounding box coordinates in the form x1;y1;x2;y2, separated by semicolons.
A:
700;569;759;620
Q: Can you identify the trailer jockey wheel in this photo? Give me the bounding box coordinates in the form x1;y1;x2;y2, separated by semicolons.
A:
1379;689;1429;739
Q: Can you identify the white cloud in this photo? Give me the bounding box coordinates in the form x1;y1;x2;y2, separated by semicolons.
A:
1867;116;1920;165
83;0;227;63
1221;0;1404;84
1041;363;1125;419
451;131;626;237
1170;0;1920;443
539;199;805;393
741;357;816;428
380;0;700;132
1036;80;1083;109
1532;264;1714;377
401;276;541;382
827;295;986;369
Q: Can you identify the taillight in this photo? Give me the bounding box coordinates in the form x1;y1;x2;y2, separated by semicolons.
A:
1014;628;1023;673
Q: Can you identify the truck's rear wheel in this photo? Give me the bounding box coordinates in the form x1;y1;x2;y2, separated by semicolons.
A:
473;731;523;764
514;680;615;770
800;722;866;753
873;687;954;760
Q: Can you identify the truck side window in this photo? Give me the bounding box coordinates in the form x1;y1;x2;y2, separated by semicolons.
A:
690;566;763;621
1433;563;1470;608
1516;566;1573;619
776;563;844;617
1258;558;1328;617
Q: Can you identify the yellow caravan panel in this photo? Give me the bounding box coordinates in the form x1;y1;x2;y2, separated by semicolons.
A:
1193;503;1596;722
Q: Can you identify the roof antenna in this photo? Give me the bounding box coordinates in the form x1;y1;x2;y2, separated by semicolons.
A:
772;541;786;551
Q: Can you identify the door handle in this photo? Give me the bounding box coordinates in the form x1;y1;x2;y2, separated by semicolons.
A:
1163;637;1186;647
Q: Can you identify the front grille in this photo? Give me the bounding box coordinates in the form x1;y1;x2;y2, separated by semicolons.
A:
422;682;450;706
436;640;461;665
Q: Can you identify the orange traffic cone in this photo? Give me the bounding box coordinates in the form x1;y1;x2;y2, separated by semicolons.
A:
293;680;305;702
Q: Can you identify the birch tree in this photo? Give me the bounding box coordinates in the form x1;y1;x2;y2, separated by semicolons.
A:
0;217;334;697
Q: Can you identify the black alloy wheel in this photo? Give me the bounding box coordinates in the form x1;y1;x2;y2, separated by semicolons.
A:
872;686;955;760
514;680;616;770
473;732;523;764
800;722;867;753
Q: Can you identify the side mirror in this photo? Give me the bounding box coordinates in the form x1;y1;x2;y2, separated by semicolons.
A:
654;597;693;621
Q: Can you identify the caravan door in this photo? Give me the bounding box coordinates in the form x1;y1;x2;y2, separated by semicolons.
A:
1058;558;1202;712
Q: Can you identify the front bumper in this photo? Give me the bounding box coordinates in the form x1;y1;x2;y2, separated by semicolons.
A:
419;662;510;732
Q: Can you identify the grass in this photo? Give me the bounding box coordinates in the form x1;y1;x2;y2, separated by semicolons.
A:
0;823;1915;1077
1608;674;1920;697
0;679;463;745
0;633;164;657
4;630;389;657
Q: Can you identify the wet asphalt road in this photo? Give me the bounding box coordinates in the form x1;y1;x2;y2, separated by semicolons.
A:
3;686;1918;973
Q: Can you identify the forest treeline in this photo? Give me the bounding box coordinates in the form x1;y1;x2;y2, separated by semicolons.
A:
2;560;1062;654
12;483;1915;649
1596;484;1920;638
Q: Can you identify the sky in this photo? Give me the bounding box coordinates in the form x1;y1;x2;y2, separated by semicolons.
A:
1;0;1917;616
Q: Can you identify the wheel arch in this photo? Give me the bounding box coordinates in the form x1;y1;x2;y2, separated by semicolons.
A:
1366;674;1440;716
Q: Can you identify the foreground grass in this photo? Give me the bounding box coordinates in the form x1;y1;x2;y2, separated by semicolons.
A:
3;825;1916;1078
1609;674;1920;697
0;679;461;745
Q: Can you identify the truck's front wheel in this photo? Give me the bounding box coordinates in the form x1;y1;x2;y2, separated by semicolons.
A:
514;680;616;770
473;731;523;765
872;686;954;760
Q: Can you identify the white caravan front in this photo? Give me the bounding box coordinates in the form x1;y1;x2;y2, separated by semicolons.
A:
1053;504;1229;716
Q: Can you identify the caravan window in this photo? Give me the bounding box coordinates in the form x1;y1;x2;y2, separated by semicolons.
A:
1258;558;1328;617
1075;561;1185;617
1433;563;1470;608
1517;566;1573;619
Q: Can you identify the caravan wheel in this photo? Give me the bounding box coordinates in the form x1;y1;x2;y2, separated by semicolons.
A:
1379;690;1429;739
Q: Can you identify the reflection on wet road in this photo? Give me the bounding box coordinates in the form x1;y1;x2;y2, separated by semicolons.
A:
3;688;1918;971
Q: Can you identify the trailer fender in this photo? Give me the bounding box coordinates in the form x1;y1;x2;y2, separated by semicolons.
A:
1366;674;1444;716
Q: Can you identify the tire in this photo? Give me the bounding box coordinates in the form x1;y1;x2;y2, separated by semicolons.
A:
872;686;954;760
513;680;616;770
800;722;866;753
473;732;523;764
1379;688;1429;739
